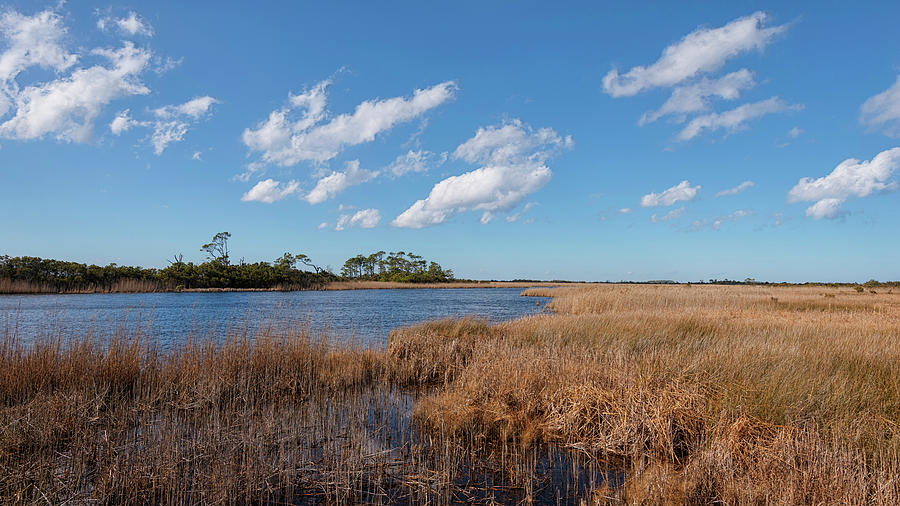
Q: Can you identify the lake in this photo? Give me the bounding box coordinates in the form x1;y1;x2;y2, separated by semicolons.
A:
0;287;551;346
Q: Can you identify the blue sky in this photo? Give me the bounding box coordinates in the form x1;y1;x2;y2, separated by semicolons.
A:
1;1;898;282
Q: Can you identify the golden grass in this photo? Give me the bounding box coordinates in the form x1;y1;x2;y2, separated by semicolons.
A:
4;283;899;503
0;277;163;294
397;284;900;503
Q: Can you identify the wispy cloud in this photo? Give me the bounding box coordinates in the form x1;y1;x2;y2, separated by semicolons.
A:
243;79;456;167
715;180;755;197
110;96;219;154
640;69;756;125
336;208;381;230
97;11;153;37
641;180;701;207
602;12;787;97
677;97;801;141
860;74;900;137
651;206;686;223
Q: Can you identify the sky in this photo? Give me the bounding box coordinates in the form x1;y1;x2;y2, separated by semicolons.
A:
0;1;898;282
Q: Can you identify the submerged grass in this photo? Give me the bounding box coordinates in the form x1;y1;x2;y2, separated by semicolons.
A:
2;283;899;503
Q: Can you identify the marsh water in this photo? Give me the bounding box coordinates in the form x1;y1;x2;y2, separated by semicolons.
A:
0;287;551;345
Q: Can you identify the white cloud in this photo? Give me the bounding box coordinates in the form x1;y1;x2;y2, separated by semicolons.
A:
602;12;786;97
110;96;218;154
619;207;633;214
109;110;136;135
860;74;900;137
788;126;804;138
677;97;800;141
715;180;755;197
243;80;456;166
317;222;329;230
640;69;756;125
240;179;301;203
192;151;202;161
304;159;378;204
651;206;686;223
0;42;151;142
336;208;381;230
787;147;900;219
386;149;443;176
150;121;189;154
153;96;218;119
640;180;701;207
0;9;76;86
804;198;845;220
392;120;573;228
98;12;153;37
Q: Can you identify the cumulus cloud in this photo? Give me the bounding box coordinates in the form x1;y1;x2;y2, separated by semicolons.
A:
0;9;76;85
240;179;301;203
336;208;381;230
788;126;804;138
385;149;444;176
243;80;456;167
860;74;900;137
0;42;151;143
602;12;786;97
640;69;756;125
98;12;153;37
715;180;755;197
392;120;573;228
619;207;633;214
304;160;379;205
650;206;686;223
787;147;900;219
676;97;800;141
640;180;701;207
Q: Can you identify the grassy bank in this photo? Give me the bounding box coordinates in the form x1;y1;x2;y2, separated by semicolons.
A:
0;278;570;294
2;284;898;503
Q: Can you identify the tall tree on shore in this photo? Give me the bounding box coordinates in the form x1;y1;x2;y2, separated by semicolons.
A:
201;232;231;265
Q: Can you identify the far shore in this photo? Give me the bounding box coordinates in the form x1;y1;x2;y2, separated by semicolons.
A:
0;280;576;295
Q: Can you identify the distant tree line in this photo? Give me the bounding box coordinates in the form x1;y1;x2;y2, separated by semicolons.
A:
340;251;454;283
0;234;461;293
0;232;336;292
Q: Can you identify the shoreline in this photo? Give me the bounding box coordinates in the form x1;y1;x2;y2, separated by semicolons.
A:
0;280;575;295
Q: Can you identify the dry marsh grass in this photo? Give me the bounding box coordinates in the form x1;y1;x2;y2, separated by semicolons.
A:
4;283;899;504
409;283;900;503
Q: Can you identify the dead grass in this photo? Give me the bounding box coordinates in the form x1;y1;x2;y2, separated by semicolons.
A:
405;283;900;503
0;277;164;294
4;283;899;503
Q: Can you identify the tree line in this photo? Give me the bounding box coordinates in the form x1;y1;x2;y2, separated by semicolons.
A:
340;251;453;283
2;232;469;292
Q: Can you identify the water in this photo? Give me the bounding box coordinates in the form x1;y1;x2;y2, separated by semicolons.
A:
0;287;550;346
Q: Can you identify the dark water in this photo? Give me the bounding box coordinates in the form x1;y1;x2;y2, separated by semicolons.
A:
0;287;550;346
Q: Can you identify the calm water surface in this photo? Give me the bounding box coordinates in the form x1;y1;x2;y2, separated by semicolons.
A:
0;288;550;346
